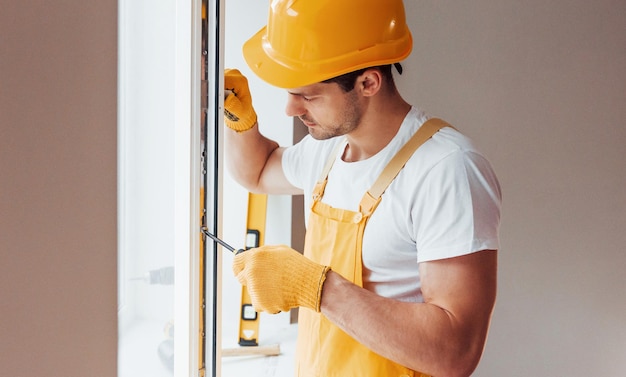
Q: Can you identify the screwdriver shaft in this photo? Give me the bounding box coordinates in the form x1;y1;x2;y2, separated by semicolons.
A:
201;227;236;253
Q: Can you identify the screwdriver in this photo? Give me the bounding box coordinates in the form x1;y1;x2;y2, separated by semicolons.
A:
201;226;245;254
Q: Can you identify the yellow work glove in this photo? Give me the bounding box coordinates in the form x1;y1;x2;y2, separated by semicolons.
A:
232;245;331;314
224;69;258;132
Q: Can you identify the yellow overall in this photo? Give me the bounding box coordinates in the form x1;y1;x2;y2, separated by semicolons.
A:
295;119;449;377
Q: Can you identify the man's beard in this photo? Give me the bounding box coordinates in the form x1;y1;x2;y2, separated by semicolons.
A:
304;92;362;140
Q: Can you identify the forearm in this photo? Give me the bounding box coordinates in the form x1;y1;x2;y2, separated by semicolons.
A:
223;68;290;193
320;271;489;377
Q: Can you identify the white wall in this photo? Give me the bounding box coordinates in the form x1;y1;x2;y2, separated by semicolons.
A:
400;1;626;376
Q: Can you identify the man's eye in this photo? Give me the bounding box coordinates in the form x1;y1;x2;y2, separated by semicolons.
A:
302;96;312;102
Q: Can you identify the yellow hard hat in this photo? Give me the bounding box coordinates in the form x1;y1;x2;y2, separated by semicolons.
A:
243;0;413;89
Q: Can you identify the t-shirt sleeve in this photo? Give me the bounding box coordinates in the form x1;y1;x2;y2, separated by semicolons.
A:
282;136;311;190
413;149;502;262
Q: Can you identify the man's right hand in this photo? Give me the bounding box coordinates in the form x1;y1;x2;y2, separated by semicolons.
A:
232;245;330;314
224;69;258;132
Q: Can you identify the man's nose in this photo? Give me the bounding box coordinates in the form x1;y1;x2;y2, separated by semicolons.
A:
285;95;305;118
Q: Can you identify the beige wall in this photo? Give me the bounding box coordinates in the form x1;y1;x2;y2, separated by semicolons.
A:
400;1;626;375
1;1;118;376
1;0;625;376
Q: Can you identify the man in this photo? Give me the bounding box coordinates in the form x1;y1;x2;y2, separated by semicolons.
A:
225;0;501;376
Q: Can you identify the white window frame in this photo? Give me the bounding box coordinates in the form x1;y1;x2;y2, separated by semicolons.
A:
118;0;223;375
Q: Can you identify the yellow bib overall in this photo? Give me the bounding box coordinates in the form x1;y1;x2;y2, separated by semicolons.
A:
295;119;449;377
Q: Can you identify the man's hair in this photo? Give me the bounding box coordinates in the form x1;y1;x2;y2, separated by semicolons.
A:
322;64;396;92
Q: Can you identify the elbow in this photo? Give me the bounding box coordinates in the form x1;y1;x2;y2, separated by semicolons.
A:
224;160;263;193
410;325;487;377
423;354;480;377
447;355;481;377
403;342;484;377
436;339;486;377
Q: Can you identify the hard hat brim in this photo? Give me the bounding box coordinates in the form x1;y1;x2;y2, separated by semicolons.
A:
243;26;413;89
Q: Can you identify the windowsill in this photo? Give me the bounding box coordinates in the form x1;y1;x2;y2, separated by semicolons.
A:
119;312;298;377
119;319;174;377
221;313;298;376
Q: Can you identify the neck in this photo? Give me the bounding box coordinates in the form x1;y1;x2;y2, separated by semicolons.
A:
342;96;411;162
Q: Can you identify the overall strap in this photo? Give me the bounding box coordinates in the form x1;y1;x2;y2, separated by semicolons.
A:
312;138;347;201
359;118;451;215
318;138;347;182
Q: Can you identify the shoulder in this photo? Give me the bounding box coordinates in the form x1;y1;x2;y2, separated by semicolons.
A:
409;116;495;178
396;115;502;211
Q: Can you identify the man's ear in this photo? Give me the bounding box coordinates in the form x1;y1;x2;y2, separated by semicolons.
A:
358;69;383;97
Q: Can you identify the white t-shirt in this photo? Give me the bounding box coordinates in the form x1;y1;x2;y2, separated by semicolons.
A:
282;107;502;302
